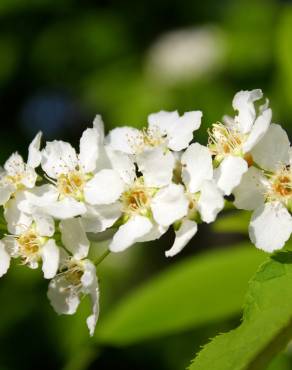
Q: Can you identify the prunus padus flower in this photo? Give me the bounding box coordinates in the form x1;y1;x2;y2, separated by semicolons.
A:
0;89;289;336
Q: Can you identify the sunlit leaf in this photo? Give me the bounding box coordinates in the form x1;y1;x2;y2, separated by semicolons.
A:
96;244;265;345
189;250;292;370
277;5;292;111
266;353;291;370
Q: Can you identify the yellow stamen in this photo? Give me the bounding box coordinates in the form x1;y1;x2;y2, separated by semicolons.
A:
57;171;86;201
121;178;156;216
127;127;166;154
266;166;292;205
208;123;246;160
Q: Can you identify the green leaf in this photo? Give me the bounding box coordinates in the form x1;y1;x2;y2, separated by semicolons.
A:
96;244;265;346
277;5;292;111
188;250;292;370
266;353;291;370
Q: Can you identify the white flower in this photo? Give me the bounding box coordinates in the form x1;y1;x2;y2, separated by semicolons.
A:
165;143;224;257
106;110;202;187
0;212;59;279
47;218;99;336
208;89;272;195
233;124;292;252
102;149;189;252
81;144;136;233
0;132;42;206
20;117;125;220
108;175;189;253
107;110;202;154
71;128;190;252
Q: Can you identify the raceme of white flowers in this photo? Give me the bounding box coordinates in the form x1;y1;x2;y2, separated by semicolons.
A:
0;89;291;335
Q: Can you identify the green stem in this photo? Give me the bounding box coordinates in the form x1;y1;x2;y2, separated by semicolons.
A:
94;249;111;266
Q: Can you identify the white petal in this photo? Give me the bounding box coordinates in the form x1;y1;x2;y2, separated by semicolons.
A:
0;241;11;277
4;153;25;176
79;127;99;173
60;218;90;259
82;203;122;233
81;261;99;336
136;146;175;187
84;169;124;205
181;143;213;193
4;198;32;235
43;198;86;219
106;126;140;154
251;124;290;171
81;260;96;288
109;216;153;252
223;115;235;128
27;132;42;168
215;156;248;196
2;236;18;258
34;213;55;237
136;223;168;243
151;183;189;227
0;184;14;205
233;89;263;133
165;219;198;257
289;147;292;167
48;277;80;315
17;184;59;214
93;114;105;143
168;111;202;151
148;110;179;134
233;166;266;211
242;108;272;153
198;180;224;223
21;167;37;188
41;239;60;279
41;141;78;178
249;202;292;252
104;146;136;185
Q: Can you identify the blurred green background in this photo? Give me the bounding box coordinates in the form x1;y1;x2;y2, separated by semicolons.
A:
1;0;292;369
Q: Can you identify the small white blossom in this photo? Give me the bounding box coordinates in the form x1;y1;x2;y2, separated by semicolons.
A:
234;124;292;252
106;110;202;187
19;117;125;220
208;89;272;195
165;143;224;257
108;175;189;253
91;145;190;253
47;218;99;336
0;132;42;206
0;212;59;279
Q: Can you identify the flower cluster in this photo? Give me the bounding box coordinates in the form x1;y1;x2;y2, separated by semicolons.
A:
0;89;290;335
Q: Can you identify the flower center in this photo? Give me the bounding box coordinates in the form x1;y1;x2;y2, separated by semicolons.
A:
65;266;84;286
57;171;86;201
59;260;85;294
2;173;25;190
17;227;45;263
266;166;292;205
128;127;166;154
272;170;292;196
208;123;246;160
121;179;155;216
